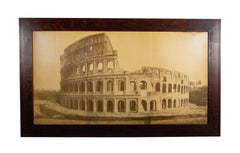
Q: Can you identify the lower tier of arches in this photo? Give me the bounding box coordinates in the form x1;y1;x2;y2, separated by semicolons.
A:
59;96;189;113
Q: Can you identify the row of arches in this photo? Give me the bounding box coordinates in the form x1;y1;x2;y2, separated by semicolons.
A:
62;60;114;79
61;99;130;113
62;80;146;93
162;84;188;94
61;98;189;113
62;80;188;94
62;80;120;93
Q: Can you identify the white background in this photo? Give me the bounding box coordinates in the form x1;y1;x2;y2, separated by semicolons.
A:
0;0;239;152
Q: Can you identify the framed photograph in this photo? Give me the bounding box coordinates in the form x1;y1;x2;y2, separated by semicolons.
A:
20;18;220;137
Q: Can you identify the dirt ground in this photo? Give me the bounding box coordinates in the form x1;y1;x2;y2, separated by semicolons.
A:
34;100;207;125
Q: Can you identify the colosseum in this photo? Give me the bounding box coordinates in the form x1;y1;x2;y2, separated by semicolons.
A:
59;33;190;118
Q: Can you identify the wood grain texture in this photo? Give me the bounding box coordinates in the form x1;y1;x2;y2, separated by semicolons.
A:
19;18;220;137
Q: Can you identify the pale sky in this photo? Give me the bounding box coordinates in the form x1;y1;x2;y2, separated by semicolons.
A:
33;31;208;90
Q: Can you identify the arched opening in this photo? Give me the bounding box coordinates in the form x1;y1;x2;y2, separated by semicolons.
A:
96;81;103;93
79;100;85;111
173;84;177;92
150;100;156;111
162;84;167;93
81;65;86;74
162;99;166;109
74;83;78;92
168;84;172;93
79;82;85;93
141;100;147;111
76;66;79;75
107;80;113;92
87;100;94;112
181;86;183;94
87;81;93;92
178;84;180;92
163;76;167;82
73;99;78;109
139;81;147;90
118;81;125;91
89;63;93;72
178;99;180;108
89;45;93;51
107;100;114;112
155;83;160;91
97;62;103;72
181;99;184;107
107;61;113;72
130;100;137;112
130;81;137;91
96;100;103;112
168;99;172;108
118;100;125;112
174;99;177;108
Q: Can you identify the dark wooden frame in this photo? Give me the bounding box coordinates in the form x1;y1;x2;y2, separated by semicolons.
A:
20;18;220;137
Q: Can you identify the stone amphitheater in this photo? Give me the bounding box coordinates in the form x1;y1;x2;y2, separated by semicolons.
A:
59;33;190;117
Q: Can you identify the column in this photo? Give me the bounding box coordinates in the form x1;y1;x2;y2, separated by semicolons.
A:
77;99;80;110
137;98;141;112
113;59;116;71
158;100;161;111
147;100;151;112
103;79;106;94
93;60;96;74
136;100;139;112
125;99;129;113
85;62;87;75
166;100;168;109
103;59;107;73
84;80;87;95
136;81;139;92
166;84;168;94
84;98;87;111
125;78;130;93
114;78;118;93
114;98;118;113
93;98;97;112
93;79;96;94
103;99;107;112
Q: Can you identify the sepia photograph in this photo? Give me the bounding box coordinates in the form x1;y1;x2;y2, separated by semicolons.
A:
33;31;208;125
